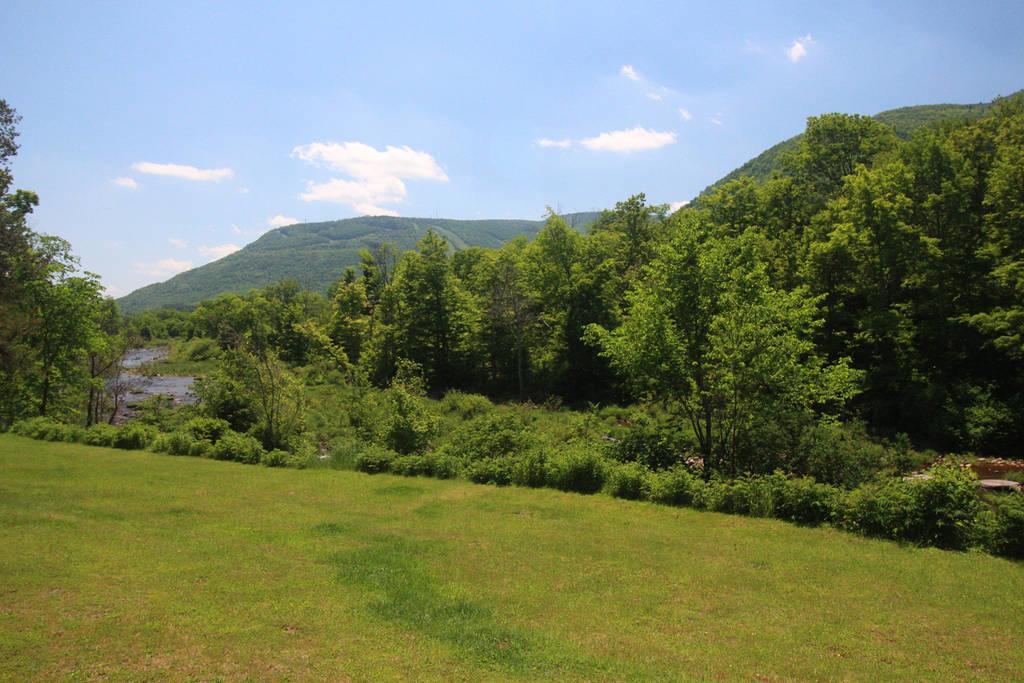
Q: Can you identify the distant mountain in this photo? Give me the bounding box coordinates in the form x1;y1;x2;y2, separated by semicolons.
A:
118;212;601;313
698;94;1016;197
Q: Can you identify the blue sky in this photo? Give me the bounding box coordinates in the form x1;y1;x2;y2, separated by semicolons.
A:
3;0;1023;296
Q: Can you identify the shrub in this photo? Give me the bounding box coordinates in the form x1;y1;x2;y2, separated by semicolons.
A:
12;417;82;442
642;467;701;506
983;493;1024;558
326;437;363;470
438;414;534;463
188;439;212;458
605;462;647;500
775;476;841;525
390;454;434;477
210;431;265;464
111;423;157;450
546;447;606;494
714;474;787;517
799;422;889;488
83;423;119;447
151;430;196;456
422;452;461;479
838;477;919;540
606;415;689;471
185;338;219;362
380;386;438;455
909;464;980;550
183;417;231;444
354;445;398;474
439;390;494;419
465;457;514;486
261;449;290;467
511;450;548;488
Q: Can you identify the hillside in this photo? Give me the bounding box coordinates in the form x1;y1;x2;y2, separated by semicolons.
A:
698;93;1016;197
118;212;600;312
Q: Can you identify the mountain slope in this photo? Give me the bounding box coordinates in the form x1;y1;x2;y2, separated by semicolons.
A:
698;94;1015;197
119;213;600;313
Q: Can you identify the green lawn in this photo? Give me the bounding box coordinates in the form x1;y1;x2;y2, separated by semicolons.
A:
1;435;1021;681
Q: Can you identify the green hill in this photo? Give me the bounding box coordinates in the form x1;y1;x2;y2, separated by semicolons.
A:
118;212;600;313
698;94;1017;197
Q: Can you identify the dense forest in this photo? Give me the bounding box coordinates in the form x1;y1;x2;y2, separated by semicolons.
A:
3;95;1023;556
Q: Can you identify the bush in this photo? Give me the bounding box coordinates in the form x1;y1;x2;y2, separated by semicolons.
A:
605;462;647;500
546;447;607;494
438;414;534;463
83;423;119;447
12;417;82;442
151;430;197;456
775;476;841;525
184;338;219;362
439;390;494;419
465;457;514;486
799;422;890;488
909;464;980;550
354;445;398;474
188;439;212;458
182;417;231;444
643;466;701;506
111;423;157;450
210;431;265;464
380;386;438;455
712;474;787;517
606;415;689;471
838;477;919;540
511;450;548;488
390;454;434;477
423;452;461;479
983;493;1024;558
261;449;290;467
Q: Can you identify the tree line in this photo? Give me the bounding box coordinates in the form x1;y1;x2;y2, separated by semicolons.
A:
4;95;1024;473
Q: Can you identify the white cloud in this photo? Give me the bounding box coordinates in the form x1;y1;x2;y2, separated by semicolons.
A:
620;64;640;81
112;177;138;189
168;238;188;248
646;92;663;101
709;114;724;126
786;34;815;63
537;138;572;149
133;258;193;278
267;214;298;228
579;127;677;153
292;142;447;182
299;177;404;216
102;283;121;296
198;244;242;260
678;107;693;121
132;162;234;182
292;141;447;215
669;200;690;212
238;187;250;194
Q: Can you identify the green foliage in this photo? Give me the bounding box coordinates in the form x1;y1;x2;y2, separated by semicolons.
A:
642;466;701;506
545;447;607;494
980;493;1024;558
380;384;438;455
798;422;891;488
210;431;265;464
774;476;841;525
354;445;399;474
111;423;156;450
605;414;690;471
438;390;493;419
604;462;647;500
182;417;231;444
437;413;534;463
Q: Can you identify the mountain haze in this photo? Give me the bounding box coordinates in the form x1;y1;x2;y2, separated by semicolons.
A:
118;213;600;313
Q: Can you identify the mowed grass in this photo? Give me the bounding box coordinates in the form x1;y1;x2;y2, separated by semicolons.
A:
1;435;1022;681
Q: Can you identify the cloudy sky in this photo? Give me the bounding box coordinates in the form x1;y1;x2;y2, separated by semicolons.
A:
4;0;1023;296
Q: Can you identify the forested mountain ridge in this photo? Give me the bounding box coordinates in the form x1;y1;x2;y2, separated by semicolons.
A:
698;92;1019;197
118;212;601;312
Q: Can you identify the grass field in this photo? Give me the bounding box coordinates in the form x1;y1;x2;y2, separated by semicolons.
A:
1;434;1022;681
